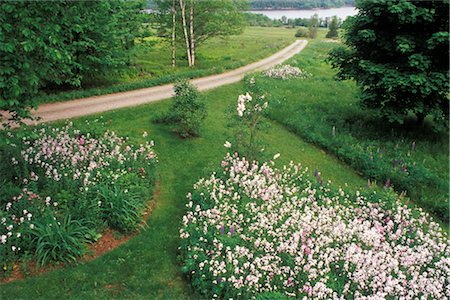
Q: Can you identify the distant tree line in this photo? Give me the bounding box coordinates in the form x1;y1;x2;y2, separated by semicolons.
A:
249;0;355;10
244;12;343;29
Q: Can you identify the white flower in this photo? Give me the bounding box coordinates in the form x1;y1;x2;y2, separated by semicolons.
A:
273;153;281;160
142;131;148;138
224;141;232;148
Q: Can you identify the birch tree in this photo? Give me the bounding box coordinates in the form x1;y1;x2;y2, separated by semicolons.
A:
171;0;176;67
179;0;192;66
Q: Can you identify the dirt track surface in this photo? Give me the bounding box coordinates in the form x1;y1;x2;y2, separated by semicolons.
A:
22;40;308;124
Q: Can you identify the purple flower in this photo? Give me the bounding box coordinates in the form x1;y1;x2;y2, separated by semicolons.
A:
230;226;234;236
220;224;224;235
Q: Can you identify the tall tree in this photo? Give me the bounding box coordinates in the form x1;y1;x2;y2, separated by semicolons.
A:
189;0;195;66
171;0;177;67
179;0;192;66
328;0;449;129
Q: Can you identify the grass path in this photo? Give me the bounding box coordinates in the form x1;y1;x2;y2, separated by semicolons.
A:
1;82;366;299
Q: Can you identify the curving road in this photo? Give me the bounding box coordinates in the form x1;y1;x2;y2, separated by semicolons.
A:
25;40;308;124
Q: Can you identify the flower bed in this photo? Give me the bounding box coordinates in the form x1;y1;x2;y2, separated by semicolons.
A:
180;154;449;299
263;64;311;80
0;122;157;271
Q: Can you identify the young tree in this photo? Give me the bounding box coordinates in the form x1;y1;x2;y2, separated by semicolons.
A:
329;0;449;129
325;15;339;38
308;14;319;38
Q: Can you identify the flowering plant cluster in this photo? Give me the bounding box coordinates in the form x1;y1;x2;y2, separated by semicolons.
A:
1;122;157;271
263;64;311;80
180;153;449;299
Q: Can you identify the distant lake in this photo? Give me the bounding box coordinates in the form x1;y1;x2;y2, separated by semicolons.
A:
248;7;357;20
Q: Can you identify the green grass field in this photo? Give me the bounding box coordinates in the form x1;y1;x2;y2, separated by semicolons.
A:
38;27;297;103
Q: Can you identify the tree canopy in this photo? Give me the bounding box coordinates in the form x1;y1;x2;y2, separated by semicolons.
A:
328;0;449;129
0;0;145;123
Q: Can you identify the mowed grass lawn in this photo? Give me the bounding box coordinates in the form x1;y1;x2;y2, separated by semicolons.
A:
1;81;367;299
38;27;297;103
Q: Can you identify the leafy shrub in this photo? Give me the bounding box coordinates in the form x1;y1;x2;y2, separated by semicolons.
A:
156;80;207;138
180;154;449;299
31;215;94;267
97;185;143;233
294;27;308;38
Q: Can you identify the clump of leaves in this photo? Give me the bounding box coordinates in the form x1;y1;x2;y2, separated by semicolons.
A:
97;185;144;233
31;215;94;267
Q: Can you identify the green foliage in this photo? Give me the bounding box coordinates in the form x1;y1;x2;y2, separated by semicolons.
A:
31;215;93;267
155;0;245;47
243;12;274;27
308;14;320;38
0;0;145;123
325;16;339;38
295;27;309;37
97;185;144;234
157;80;207;138
328;0;450;129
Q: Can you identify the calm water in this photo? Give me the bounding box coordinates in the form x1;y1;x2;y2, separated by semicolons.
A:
249;6;357;20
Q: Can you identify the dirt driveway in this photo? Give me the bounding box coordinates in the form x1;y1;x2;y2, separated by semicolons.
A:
24;40;308;124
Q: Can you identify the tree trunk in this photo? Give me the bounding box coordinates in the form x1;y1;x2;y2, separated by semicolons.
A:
171;0;176;67
179;0;192;67
416;112;425;126
189;0;195;66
